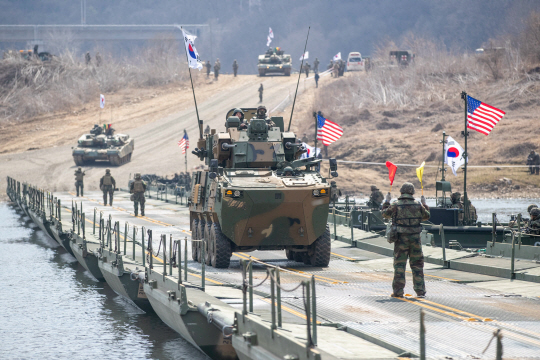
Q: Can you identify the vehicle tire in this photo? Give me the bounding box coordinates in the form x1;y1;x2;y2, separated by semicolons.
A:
293;252;303;263
302;253;311;265
209;223;231;268
197;220;206;263
191;219;199;261
205;222;212;265
285;249;294;260
308;225;331;267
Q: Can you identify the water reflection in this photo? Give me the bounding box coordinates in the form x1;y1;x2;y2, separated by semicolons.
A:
0;203;208;360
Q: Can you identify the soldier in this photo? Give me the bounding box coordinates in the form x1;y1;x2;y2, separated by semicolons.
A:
74;167;85;197
338;59;346;76
105;125;115;136
461;196;478;223
99;169;116;206
327;60;333;70
234;109;249;130
315;72;320;88
313;57;320;73
204;125;211;135
333;62;339;78
214;58;221;80
85;52;91;66
130;173;147;217
258;84;264;103
528;204;538;216
232;59;239;77
367;185;384;209
382;182;430;298
303;61;310;78
527;150;540;175
528;208;540;235
95;52;102;67
90;124;103;135
301;133;309;143
205;60;211;78
256;105;275;127
450;192;464;225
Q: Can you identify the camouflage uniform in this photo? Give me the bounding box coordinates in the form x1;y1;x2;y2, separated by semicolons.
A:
313;58;319;73
461;196;477;223
214;59;221;80
258;84;264;103
256;105;274;127
367;186;384;209
527;151;540;175
233;60;238;77
205;61;211;78
303;62;310;78
528;208;540;235
74;167;85;197
382;183;430;297
450;192;464;225
100;169;116;206
130;173;147;216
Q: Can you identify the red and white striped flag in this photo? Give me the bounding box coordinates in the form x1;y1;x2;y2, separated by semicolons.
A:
178;130;189;154
467;95;505;136
316;114;343;146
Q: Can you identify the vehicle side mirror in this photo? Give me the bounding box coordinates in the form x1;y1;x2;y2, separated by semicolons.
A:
329;158;338;177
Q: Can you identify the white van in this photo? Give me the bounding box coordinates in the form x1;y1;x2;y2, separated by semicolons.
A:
347;52;364;71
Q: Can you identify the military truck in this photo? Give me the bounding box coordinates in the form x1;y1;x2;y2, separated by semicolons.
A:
189;108;339;268
72;125;134;166
257;47;292;76
389;50;414;66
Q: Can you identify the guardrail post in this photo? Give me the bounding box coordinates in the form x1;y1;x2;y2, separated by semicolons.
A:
517;213;522;248
439;223;447;266
350;212;354;243
305;280;312;347
270;268;276;333
184;237;188;282
72;201;75;231
201;239;205;292
277;269;282;328
420;309;426;360
148;229;153;270
241;260;247;316
311;275;317;345
142;227;146;267
108;216;112;250
163;234;167;280
132;226;137;260
58;199;61;221
492;213;496;246
249;261;253;313
510;215;519;280
124;222;128;255
496;329;503;360
115;221;120;253
333;203;337;240
82;213;85;239
169;234;173;275
77;209;81;235
177;239;182;285
93;208;96;234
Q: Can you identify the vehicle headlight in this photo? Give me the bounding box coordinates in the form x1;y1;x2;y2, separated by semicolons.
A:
234;190;241;197
313;189;320;196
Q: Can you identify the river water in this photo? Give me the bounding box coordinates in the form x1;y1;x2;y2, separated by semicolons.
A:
0;203;208;360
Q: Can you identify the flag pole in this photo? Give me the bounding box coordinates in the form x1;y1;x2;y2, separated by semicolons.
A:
181;27;203;140
440;131;447;182
461;91;469;225
287;26;310;132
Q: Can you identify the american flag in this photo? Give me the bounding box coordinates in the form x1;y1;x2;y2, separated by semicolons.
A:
316;114;343;146
467;95;505;136
178;130;189;154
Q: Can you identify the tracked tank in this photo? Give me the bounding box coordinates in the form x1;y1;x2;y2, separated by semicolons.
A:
257;47;292;76
72;125;134;166
189;108;339;268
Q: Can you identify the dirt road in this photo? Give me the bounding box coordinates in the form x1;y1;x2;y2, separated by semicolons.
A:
0;74;317;196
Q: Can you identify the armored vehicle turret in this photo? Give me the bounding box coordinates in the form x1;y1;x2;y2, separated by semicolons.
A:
189;107;338;268
72;125;134;166
257;47;292;76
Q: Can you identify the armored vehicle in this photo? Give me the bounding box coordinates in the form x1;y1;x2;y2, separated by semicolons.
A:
389;50;414;66
257;47;292;76
189;108;338;268
72;125;134;166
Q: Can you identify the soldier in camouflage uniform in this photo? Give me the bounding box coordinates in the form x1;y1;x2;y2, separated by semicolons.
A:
461;195;477;223
382;182;430;298
528;208;540;235
451;192;464;225
367;185;384;209
99;169;116;206
74;167;85;197
255;105;275;127
313;58;320;73
130;173;147;216
232;59;239;77
528;204;538;216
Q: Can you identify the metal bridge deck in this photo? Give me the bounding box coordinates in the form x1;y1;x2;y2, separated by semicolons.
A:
57;191;540;359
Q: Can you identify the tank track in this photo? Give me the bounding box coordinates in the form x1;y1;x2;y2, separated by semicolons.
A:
109;153;132;166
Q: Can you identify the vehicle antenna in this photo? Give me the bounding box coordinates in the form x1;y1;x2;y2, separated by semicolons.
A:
181;27;203;139
287;26;310;132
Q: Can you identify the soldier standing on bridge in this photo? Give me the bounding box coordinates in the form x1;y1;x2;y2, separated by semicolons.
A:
382;182;430;298
74;167;85;197
205;60;211;78
367;185;384;209
100;169;116;206
313;57;320;73
232;59;239;77
130;173;147;217
214;58;221;80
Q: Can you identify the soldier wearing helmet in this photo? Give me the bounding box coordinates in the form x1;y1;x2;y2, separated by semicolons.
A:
99;169;116;206
232;59;239;77
367;185;384;209
528;208;540;235
258;84;264;102
255;105;275;127
528;204;538;215
450;192;464;225
130;173;147;216
232;108;248;130
74;167;85;197
382;182;430;298
461;195;477;223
